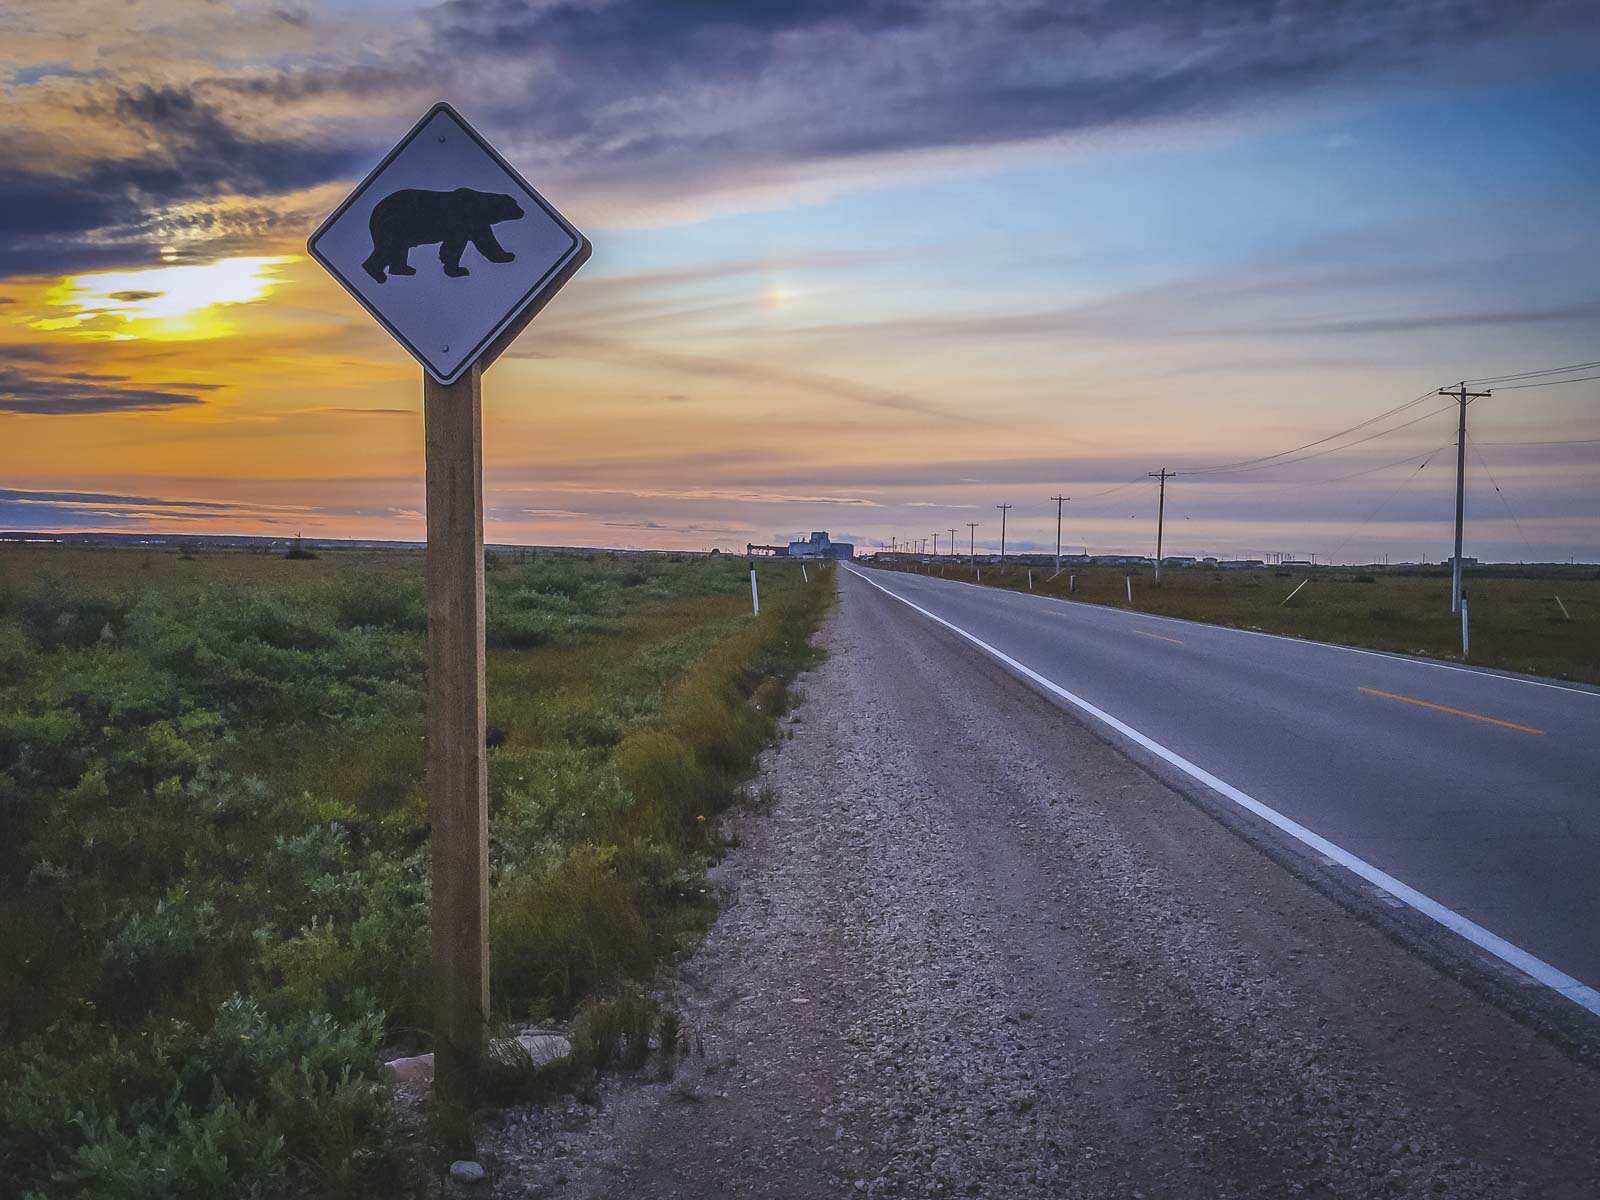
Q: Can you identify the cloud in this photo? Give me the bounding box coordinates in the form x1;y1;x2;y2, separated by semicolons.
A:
603;519;756;535
431;0;1600;215
0;485;437;532
0;366;217;415
0;487;245;511
512;331;983;423
547;483;886;507
1246;301;1600;338
5;1;1598;276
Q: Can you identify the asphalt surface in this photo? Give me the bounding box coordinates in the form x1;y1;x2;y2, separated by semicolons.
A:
484;577;1600;1199
845;564;1600;1006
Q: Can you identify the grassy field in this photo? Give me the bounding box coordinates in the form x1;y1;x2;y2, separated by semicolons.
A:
0;544;833;1198
874;558;1600;685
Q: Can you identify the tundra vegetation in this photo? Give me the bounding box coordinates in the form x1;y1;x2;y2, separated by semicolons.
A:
0;545;831;1198
877;559;1600;684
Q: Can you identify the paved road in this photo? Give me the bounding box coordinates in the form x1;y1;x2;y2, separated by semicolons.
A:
845;564;1600;1008
487;581;1600;1200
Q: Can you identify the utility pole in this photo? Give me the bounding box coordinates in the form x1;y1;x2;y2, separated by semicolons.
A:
949;528;958;558
1149;469;1175;584
967;522;979;565
996;504;1012;563
1050;494;1069;573
1439;382;1492;613
932;532;939;556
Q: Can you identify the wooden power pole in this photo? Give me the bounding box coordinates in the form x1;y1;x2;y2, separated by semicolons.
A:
1051;494;1068;573
1439;382;1492;613
1149;469;1174;584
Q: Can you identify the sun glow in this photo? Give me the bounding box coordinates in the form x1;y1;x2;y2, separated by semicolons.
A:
32;256;299;341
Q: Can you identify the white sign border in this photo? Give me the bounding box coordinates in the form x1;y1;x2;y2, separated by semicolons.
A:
307;101;590;385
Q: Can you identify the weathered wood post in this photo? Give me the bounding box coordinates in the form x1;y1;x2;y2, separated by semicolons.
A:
424;365;489;1110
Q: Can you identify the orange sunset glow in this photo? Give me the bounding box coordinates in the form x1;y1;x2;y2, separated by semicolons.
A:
2;1;1596;562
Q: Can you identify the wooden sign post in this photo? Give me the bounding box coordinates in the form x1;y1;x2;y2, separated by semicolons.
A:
424;366;489;1105
308;104;590;1113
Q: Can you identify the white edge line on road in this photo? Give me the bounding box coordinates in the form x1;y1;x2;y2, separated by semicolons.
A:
877;566;1600;699
844;565;1600;1018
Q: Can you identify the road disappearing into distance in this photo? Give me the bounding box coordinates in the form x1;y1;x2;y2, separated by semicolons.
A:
845;564;1600;1016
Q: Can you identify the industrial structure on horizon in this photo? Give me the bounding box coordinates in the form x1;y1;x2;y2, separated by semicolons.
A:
746;531;856;560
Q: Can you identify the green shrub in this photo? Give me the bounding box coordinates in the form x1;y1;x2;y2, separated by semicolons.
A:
0;548;837;1199
0;996;410;1199
491;848;655;1014
569;987;656;1072
98;885;224;1022
0;619;31;681
486;608;550;650
332;577;424;632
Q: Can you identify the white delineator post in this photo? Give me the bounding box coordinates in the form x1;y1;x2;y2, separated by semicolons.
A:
1461;592;1470;660
750;563;760;615
801;564;809;583
1126;574;1133;604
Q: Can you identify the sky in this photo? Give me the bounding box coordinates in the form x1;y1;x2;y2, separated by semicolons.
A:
4;0;1599;563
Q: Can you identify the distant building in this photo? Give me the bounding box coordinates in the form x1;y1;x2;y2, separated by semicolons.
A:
787;531;854;560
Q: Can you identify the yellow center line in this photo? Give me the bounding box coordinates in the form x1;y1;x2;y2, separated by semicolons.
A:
1358;687;1544;735
1132;630;1184;645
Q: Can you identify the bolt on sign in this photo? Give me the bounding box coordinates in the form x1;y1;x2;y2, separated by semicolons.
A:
309;103;590;1114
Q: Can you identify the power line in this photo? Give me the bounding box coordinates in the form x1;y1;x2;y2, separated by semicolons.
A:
1178;389;1438;477
1072;476;1147;501
1462;359;1600;385
1476;437;1600;447
1467;433;1536;563
1490;373;1600;391
1177;357;1596;483
1190;436;1459;497
1326;446;1447;565
1184;401;1459;479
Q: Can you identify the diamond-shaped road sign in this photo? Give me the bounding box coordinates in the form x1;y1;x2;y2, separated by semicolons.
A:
309;102;590;383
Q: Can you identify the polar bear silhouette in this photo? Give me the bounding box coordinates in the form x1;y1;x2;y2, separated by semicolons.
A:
361;188;525;283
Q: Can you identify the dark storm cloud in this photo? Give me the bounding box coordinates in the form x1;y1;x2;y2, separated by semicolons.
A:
6;0;1599;277
436;0;919;59
433;0;1600;182
95;84;363;198
0;366;218;415
0;82;375;274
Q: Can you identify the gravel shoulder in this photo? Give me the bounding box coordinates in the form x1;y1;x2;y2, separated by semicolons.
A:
480;571;1600;1199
